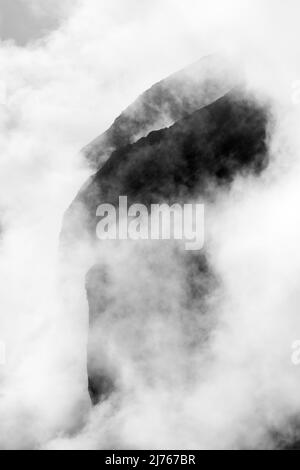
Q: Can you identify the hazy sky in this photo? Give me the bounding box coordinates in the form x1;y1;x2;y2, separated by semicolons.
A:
0;0;68;45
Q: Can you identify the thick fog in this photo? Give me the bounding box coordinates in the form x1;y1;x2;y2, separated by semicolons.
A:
0;0;300;450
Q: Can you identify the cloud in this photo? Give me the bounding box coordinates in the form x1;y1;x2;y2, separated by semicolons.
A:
0;0;76;46
0;0;300;450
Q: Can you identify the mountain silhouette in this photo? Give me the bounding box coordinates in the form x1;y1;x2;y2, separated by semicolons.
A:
61;57;270;409
83;55;236;168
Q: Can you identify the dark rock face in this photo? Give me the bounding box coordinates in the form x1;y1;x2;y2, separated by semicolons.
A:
85;265;115;405
82;55;236;168
63;89;269;245
92;90;268;203
61;58;270;409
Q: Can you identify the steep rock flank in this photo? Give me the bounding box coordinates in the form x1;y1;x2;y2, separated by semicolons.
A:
62;89;270;246
59;43;273;411
83;55;236;168
61;86;270;406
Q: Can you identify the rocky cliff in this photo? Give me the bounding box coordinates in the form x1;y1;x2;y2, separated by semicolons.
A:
61;57;270;407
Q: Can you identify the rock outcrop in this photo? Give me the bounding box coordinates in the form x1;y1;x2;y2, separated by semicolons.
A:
61;57;270;407
82;55;236;168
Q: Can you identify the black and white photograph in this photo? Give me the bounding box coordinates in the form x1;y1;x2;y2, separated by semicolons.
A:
0;0;300;453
